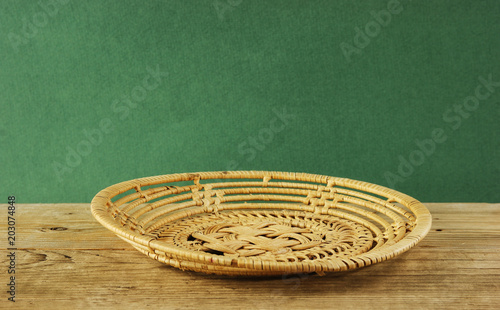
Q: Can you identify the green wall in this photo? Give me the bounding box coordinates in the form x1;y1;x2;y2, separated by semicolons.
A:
1;0;499;203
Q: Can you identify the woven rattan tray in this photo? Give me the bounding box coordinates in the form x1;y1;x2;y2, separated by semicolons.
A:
91;171;432;276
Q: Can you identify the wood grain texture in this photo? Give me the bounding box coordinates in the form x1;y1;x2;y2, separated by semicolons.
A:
1;203;499;309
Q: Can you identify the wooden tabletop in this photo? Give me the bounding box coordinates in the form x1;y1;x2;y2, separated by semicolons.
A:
1;203;499;309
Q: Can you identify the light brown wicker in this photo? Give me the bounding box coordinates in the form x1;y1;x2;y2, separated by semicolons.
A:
91;171;432;276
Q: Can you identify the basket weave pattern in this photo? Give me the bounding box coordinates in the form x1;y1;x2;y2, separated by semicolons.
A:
91;171;432;276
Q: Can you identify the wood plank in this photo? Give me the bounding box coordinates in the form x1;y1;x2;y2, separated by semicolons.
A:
0;203;499;309
4;249;499;309
8;203;126;250
6;203;500;249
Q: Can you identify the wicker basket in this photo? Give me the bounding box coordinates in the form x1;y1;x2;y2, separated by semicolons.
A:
91;171;432;276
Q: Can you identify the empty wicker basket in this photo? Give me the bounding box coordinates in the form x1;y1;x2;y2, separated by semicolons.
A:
91;171;432;276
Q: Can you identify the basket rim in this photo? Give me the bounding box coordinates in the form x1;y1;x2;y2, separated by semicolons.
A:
91;170;432;273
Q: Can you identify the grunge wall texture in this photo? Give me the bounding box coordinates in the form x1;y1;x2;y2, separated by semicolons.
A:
0;0;498;203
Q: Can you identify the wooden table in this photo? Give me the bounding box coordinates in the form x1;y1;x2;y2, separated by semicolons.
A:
1;203;499;309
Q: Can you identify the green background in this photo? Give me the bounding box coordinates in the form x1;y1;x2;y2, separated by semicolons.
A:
1;0;498;203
